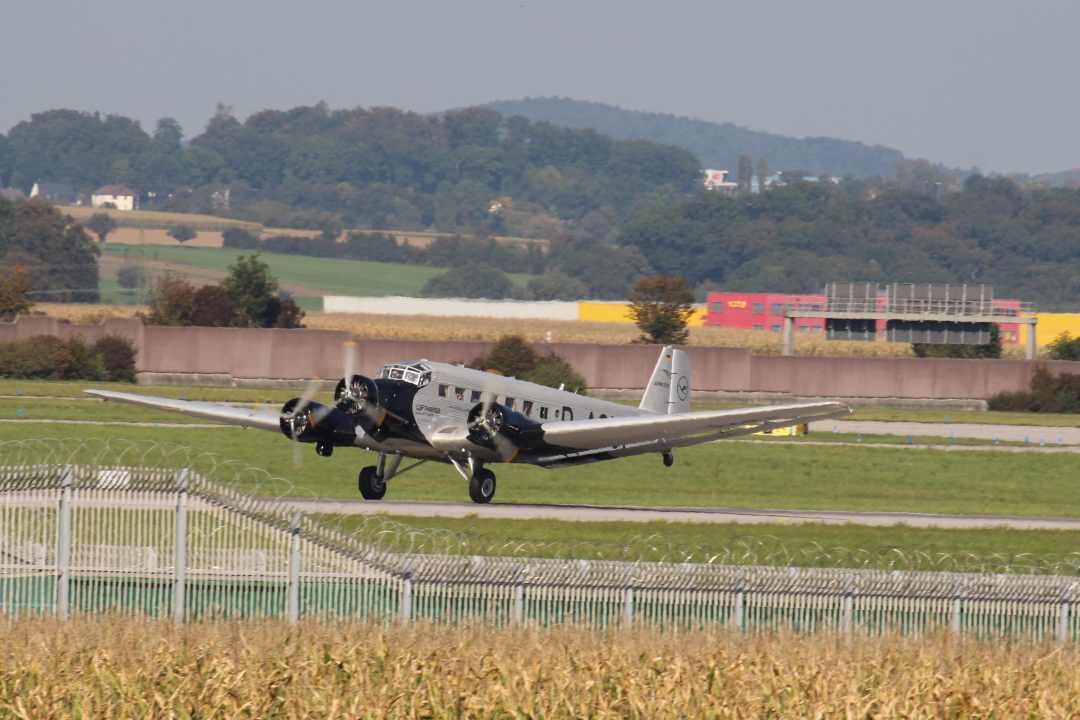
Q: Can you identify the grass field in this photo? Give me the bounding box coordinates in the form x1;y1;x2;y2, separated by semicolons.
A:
4;404;1080;516
101;244;461;300
5;379;1080;572
3;619;1078;717
352;514;1080;571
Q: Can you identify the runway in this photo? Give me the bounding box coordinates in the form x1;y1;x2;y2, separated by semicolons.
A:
286;498;1080;531
816;419;1080;445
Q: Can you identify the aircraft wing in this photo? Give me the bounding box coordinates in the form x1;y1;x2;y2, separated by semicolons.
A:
540;401;851;451
85;390;281;431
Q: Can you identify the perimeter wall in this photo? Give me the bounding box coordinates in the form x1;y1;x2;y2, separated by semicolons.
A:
3;316;1079;400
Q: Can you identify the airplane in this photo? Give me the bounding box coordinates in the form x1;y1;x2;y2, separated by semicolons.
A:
87;345;851;504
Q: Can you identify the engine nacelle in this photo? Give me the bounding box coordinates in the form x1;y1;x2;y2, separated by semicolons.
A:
467;402;544;452
333;374;384;432
279;398;358;446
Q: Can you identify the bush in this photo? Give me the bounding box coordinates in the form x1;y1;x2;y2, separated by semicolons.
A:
0;336;105;380
420;265;514;299
470;335;587;391
116;264;146;290
167;224;197;243
988;366;1080;413
1047;332;1080;361
189;285;236;327
524;355;587;391
92;336;137;382
222;228;260;249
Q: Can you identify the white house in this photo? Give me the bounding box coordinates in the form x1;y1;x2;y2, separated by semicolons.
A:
91;184;138;211
702;169;738;193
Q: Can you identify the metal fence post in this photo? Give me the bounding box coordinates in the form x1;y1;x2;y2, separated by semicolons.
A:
951;596;963;636
55;465;73;620
733;589;745;632
399;575;413;623
842;591;854;635
172;469;189;624
622;587;634;627
1058;601;1070;644
512;584;525;625
287;511;301;624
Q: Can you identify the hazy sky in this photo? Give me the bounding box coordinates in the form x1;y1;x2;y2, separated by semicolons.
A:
2;0;1076;173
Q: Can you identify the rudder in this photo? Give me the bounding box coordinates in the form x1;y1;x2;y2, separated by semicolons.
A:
639;346;691;414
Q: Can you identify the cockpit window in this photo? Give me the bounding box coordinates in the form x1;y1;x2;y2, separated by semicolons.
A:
378;362;432;387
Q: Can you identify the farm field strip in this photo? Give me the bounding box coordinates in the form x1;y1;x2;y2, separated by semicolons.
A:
3;619;1079;716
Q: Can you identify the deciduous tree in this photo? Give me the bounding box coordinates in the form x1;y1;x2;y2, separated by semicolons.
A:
628;275;695;345
85;212;117;244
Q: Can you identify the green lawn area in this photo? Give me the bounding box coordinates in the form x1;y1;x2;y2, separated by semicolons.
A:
336;514;1080;573
102;244;529;299
3;412;1080;517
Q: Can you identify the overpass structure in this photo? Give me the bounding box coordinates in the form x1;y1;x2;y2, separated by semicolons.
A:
783;283;1039;359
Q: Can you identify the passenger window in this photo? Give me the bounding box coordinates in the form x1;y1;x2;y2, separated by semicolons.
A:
438;384;448;398
470;390;482;403
505;397;515;410
454;387;465;401
539;407;549;420
562;407;574;421
522;400;533;416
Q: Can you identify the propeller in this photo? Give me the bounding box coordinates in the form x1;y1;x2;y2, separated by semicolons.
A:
334;341;389;431
281;378;325;467
467;387;519;462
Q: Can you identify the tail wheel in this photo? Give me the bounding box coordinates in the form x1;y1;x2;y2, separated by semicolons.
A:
358;466;386;500
469;468;496;504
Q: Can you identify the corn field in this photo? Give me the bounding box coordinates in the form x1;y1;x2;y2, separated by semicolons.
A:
1;618;1079;718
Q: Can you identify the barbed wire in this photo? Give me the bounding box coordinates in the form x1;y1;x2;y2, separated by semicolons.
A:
3;437;1080;577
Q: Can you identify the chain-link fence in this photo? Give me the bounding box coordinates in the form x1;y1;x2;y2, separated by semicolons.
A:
2;439;1079;641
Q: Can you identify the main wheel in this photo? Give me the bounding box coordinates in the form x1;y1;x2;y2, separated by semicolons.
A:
469;468;496;504
358;466;386;500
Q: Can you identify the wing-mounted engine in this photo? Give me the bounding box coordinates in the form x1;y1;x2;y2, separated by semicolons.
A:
333;374;387;433
278;397;357;446
466;402;544;459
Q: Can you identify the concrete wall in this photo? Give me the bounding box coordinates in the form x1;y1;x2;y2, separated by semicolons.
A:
5;316;1080;399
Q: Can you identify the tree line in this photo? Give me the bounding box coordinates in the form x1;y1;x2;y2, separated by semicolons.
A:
618;175;1080;308
0;105;701;243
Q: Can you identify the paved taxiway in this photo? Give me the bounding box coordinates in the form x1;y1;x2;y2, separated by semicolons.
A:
817;419;1080;445
287;498;1080;531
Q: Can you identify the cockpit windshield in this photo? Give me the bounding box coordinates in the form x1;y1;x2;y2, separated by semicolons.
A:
376;361;432;387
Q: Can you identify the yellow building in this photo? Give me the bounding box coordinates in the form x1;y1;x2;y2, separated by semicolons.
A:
577;301;707;326
1019;313;1080;348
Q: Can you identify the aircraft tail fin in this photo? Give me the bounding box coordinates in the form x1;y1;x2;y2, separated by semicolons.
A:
639;346;691;415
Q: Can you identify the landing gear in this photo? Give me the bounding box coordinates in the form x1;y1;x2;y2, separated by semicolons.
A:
662;450;674;468
358;466;386;500
469;467;497;504
316;441;334;457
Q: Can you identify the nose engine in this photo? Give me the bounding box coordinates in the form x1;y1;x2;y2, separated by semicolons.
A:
333;374;386;432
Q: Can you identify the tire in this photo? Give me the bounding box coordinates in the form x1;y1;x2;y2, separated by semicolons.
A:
358;466;386;500
468;468;496;504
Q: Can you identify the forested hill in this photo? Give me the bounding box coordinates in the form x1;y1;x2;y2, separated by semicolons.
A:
485;97;907;179
0;105;701;238
618;176;1080;309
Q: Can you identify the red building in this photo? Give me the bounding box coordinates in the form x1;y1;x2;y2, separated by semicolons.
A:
704;291;1023;343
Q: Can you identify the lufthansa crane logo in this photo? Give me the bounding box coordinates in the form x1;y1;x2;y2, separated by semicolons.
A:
676;375;689;401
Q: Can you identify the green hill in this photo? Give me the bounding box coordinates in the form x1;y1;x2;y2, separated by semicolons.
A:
484;97;907;179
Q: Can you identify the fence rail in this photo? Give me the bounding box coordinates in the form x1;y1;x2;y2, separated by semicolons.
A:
1;455;1079;641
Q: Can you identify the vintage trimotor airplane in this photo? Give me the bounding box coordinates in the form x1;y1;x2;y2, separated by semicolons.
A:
87;345;851;504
